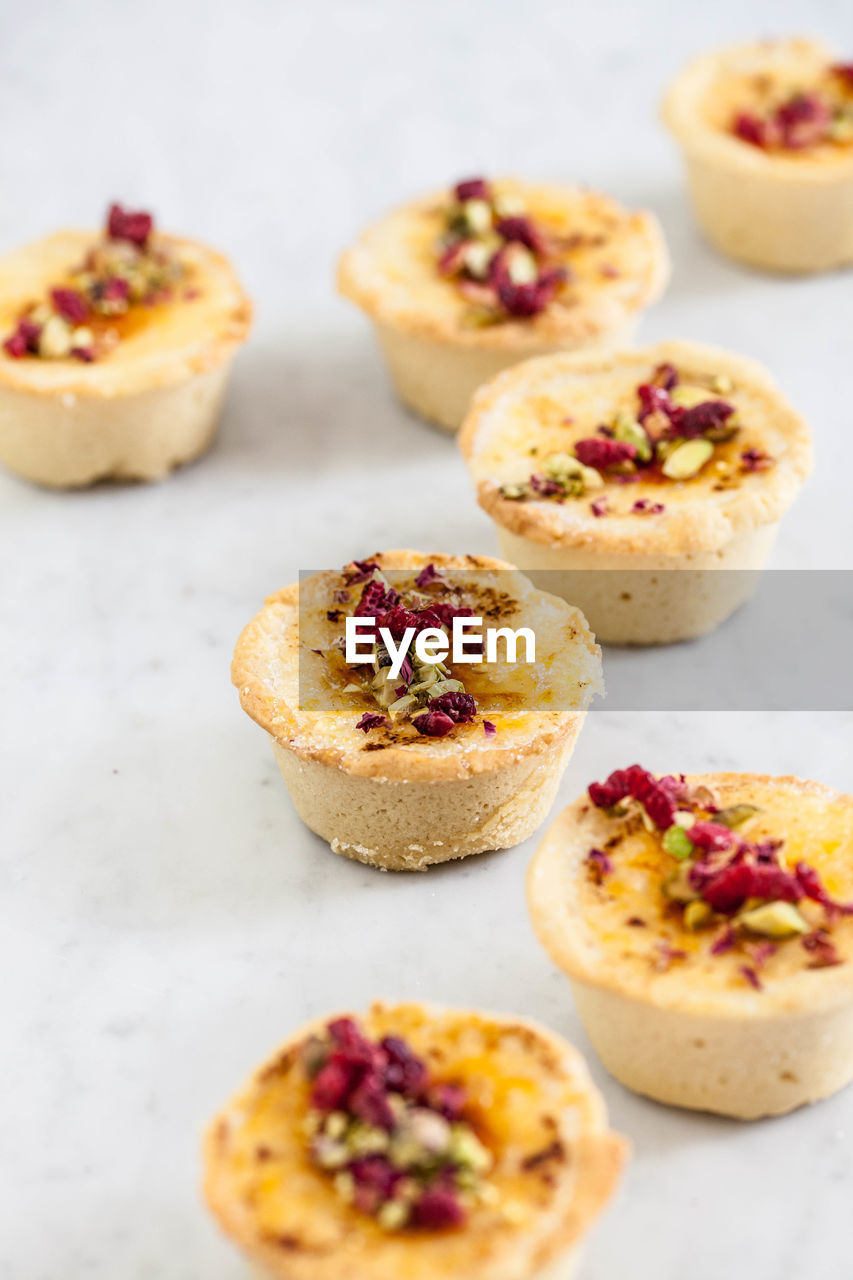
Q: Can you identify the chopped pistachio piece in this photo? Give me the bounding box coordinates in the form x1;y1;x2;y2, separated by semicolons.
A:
684;900;712;930
670;383;716;409
715;804;760;829
461;198;492;235
739;900;808;939
612;413;653;462
464;238;498;280
544;452;583;481
377;1199;410;1231
661;438;714;480
449;1124;492;1173
493;191;526;218
663;865;698;903
506;247;538;285
712;373;733;395
663;825;695;860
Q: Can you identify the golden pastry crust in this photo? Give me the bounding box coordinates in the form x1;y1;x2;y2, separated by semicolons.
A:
0;230;251;398
528;773;853;1019
203;1002;627;1280
231;550;602;783
459;340;812;556
337;181;669;350
663;37;853;179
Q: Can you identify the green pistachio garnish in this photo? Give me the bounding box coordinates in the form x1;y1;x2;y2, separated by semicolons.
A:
663;865;698;903
669;383;714;409
661;438;714;480
712;373;733;395
739;901;808;939
663;825;695;860
460;198;493;236
493;191;526;218
506;246;538;285
612;412;653;462
683;901;712;930
448;1125;492;1174
714;804;761;829
377;1200;410;1230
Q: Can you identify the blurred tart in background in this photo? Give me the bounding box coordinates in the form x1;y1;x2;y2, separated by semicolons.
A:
0;202;251;487
338;177;668;431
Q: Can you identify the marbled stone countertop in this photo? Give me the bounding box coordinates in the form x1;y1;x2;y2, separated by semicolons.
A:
1;1;851;1276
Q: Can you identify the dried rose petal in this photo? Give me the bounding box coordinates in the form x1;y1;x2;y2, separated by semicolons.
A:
483;720;497;737
795;861;853;915
734;111;771;148
496;215;547;254
574;437;636;470
675;399;735;439
107;202;153;247
590;497;609;517
777;92;832;148
802;929;843;968
355;712;387;733
348;559;380;583
710;924;736;955
311;1058;354;1111
698;862;802;914
355;579;400;618
415;563;441;589
102;277;130;303
632;499;665;515
454;177;490;202
429;691;476;724
740;965;763;991
586;847;613;879
438;239;472;278
412;709;456;738
70;346;95;363
685;821;737;855
51;287;89;324
651;362;678;391
588;765;682;829
741;448;773;472
3;319;41;358
381;1036;427;1094
426;1082;467;1120
349;1074;395;1130
411;1186;465;1229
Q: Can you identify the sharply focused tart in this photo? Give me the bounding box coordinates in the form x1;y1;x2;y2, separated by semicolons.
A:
337;177;669;431
204;1002;627;1280
459;340;812;644
663;38;853;272
231;551;601;870
528;767;853;1119
0;202;251;486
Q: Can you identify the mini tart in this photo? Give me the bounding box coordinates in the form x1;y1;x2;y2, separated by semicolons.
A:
337;178;669;432
528;771;853;1119
0;216;251;487
459;340;812;645
204;1002;627;1280
231;551;601;870
663;39;853;273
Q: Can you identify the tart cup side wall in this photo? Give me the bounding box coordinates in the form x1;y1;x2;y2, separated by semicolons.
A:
494;523;779;645
570;978;853;1119
374;319;638;434
677;147;853;274
271;718;586;870
0;361;233;488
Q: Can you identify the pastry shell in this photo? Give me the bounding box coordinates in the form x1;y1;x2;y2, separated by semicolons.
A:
662;38;853;274
337;181;669;431
231;551;601;870
528;773;853;1119
459;340;812;645
203;1001;627;1280
0;230;251;487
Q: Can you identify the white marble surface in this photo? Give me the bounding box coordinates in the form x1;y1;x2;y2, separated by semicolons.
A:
1;2;852;1277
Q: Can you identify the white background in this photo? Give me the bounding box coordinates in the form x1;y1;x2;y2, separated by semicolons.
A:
2;2;852;1277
